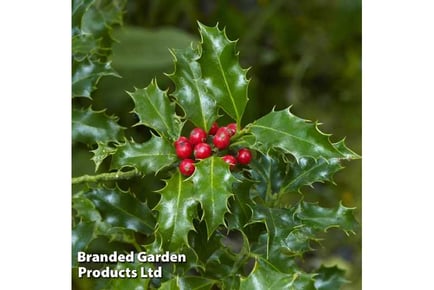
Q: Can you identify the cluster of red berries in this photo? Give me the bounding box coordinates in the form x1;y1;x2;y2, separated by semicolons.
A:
174;122;252;176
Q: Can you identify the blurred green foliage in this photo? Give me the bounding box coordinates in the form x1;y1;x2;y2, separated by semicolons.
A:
73;1;361;289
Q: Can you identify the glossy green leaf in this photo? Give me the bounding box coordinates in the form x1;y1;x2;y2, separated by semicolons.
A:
79;0;126;39
91;142;117;172
226;180;254;230
105;263;151;289
240;257;316;290
72;0;126;98
155;171;198;250
128;80;182;140
160;276;218;290
296;201;358;234
168;47;218;132
72;58;119;98
72;107;124;144
110;134;177;174
333;138;361;160
72;34;104;61
248;108;345;161
250;205;298;258
84;187;155;235
204;231;250;282
314;265;348;290
72;221;95;266
282;157;343;193
72;195;102;222
248;151;289;199
192;157;237;237
198;23;249;124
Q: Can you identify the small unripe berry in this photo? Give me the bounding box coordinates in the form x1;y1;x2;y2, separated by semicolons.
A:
236;148;252;165
213;128;231;149
226;123;237;136
222;155;237;170
175;142;193;159
208;122;219;135
189;128;207;145
179;159;195;176
194;142;212;159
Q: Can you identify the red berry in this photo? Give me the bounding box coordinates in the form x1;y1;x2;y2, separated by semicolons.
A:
222;155;237;170
194;142;212;159
213;128;231;149
236;148;252;165
208;122;219;135
175;142;193;159
174;136;190;147
189;128;207;145
226;123;237;136
179;159;195;176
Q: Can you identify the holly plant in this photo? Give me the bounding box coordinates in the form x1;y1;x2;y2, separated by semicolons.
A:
72;1;360;289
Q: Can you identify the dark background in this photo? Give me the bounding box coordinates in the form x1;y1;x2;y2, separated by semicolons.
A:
73;1;361;289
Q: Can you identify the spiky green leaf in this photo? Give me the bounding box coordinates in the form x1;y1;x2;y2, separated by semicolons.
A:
72;58;120;98
84;188;155;235
250;205;299;258
155;172;198;250
72;107;124;144
91;142;117;172
282;157;343;193
198;23;249;124
105;262;151;289
248;151;289;199
248;108;345;161
128;80;182;140
295;201;358;234
72;221;96;266
168;47;218;131
226;180;254;230
240;257;316;290
111;135;177;174
160;276;218;290
314;265;348;290
192;157;237;237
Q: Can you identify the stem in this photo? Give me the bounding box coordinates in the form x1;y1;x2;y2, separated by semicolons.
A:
72;169;141;184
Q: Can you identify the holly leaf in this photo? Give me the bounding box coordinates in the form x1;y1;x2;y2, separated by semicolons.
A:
248;108;345;161
128;80;182;140
161;276;218;290
240;257;316;290
249;205;298;259
72;34;104;62
72;58;120;98
160;276;218;290
168;47;218;132
72;0;126;98
84;187;155;235
91;141;117;172
105;263;151;289
314;265;348;290
295;201;358;235
72;107;124;144
198;23;249;124
192;157;237;237
281;157;343;193
72;221;96;266
110;134;177;174
155;171;198;251
226;180;254;230
72;194;102;222
248;151;289;199
333;138;361;160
